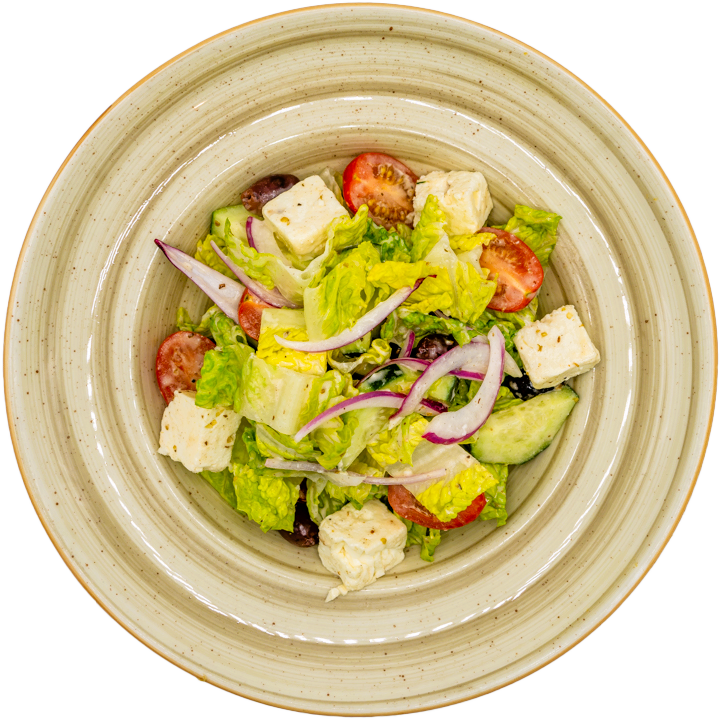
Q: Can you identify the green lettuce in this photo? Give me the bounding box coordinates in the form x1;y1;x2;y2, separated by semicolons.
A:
501;205;561;266
327;338;392;376
387;441;499;522
232;465;299;532
256;308;327;375
177;305;248;348
492;386;524;413
475;298;539;367
366;222;413;262
384;309;476;347
238;354;324;436
254;423;317;462
477;463;509;526
410;195;446;261
194;233;236;278
195;342;253;411
365;413;428;467
448;231;494;254
304;241;380;340
399;518;443;562
305;477;387;525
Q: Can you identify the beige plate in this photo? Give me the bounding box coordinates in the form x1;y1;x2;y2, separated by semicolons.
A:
5;5;716;715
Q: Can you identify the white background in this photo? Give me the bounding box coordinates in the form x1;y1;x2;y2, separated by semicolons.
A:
1;1;717;718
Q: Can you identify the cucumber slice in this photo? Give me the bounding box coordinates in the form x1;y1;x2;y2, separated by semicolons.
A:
427;375;457;405
210;205;252;240
469;385;578;465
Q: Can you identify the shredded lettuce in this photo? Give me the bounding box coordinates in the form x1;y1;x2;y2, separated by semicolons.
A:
501;205;561;266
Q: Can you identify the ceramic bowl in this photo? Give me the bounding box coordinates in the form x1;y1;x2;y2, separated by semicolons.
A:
5;5;716;714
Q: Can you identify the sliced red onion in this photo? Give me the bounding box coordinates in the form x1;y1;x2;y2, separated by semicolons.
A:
419;398;447;416
423;326;505;444
294;391;403;442
356;357;484;388
155;240;244;321
293;390;445;442
210;240;299;309
276;279;426;353
393;342;489;420
263;458;446;486
399;331;415;357
246;217;292;266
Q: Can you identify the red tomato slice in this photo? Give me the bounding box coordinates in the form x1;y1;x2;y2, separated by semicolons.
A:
479;227;544;312
387;485;487;530
156;331;216;404
342;152;418;230
238;288;272;341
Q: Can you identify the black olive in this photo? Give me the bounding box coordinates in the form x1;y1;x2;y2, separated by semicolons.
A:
241;174;299;214
503;370;554;401
279;499;318;548
413;333;457;361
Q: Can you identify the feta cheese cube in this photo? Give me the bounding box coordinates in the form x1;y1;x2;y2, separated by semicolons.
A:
262;175;349;260
514;305;601;389
318;499;407;601
158;391;242;474
413;170;493;235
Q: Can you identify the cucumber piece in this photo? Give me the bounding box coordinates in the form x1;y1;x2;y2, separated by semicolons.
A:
469;385;578;465
427;375;457;405
210;205;252;240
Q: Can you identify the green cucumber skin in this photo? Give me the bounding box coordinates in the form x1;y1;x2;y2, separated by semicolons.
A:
427;375;457;404
470;385;578;465
211;205;252;239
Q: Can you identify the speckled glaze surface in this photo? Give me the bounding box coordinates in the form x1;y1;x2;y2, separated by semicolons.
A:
5;5;716;714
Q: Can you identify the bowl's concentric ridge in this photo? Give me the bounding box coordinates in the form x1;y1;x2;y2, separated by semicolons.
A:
5;5;715;714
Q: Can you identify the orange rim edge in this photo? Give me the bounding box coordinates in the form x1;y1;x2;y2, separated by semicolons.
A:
4;4;717;715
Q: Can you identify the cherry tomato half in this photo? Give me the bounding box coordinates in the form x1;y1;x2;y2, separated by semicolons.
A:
342;152;418;230
156;331;216;404
387;485;487;530
479;227;544;312
238;288;272;341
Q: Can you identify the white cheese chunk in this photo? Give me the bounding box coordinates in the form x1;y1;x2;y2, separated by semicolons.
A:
413;170;493;235
158;391;242;474
514;305;601;389
318;499;407;601
262;175;349;260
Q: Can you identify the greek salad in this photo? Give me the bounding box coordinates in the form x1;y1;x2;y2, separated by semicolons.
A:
154;152;600;601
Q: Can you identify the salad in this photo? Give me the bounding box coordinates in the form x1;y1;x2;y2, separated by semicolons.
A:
154;152;600;600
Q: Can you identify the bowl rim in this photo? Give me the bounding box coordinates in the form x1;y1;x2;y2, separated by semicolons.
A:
5;3;717;714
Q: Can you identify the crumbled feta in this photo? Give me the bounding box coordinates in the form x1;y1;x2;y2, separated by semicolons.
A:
318;499;407;601
262;175;348;260
158;391;242;474
413;170;493;235
514;305;601;389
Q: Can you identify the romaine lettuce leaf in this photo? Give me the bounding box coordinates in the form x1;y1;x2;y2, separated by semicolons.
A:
232;464;300;532
327;338;392;376
256;308;326;375
254;423;317;462
448;231;494;254
195;342;253;411
387;441;498;522
194;233;236;278
305;477;387;525
366;222;413;262
177;305;248;349
477;463;508;526
492;386;524;413
501;205;561;266
238;354;324;435
398;517;443;562
410;195;446;261
365;413;428;467
303;241;380;340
